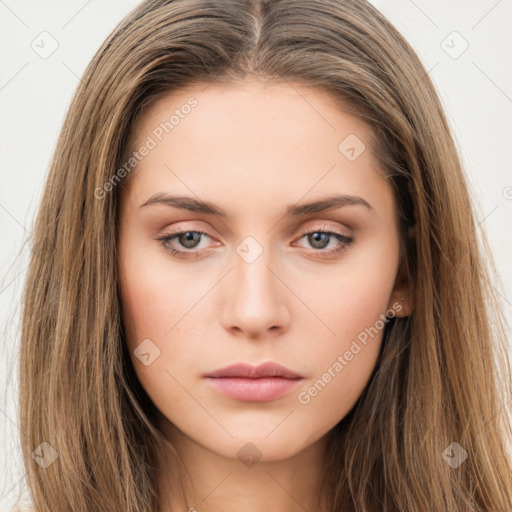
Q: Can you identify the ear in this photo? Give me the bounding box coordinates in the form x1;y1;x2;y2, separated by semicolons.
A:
387;225;415;318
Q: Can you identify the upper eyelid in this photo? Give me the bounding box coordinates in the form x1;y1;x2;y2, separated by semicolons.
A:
161;226;352;246
162;219;352;238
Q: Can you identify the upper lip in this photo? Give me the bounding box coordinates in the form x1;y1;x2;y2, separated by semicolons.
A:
204;362;304;379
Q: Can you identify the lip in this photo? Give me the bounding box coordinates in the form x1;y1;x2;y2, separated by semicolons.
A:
204;362;304;379
204;362;304;402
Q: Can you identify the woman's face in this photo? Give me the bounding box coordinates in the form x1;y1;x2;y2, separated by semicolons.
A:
118;79;411;462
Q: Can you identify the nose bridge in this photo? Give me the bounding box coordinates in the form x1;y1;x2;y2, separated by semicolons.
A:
221;233;289;335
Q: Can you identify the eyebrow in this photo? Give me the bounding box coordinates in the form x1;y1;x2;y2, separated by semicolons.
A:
139;193;373;216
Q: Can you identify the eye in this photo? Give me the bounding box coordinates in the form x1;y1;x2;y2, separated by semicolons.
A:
156;230;214;259
294;229;354;256
156;227;354;259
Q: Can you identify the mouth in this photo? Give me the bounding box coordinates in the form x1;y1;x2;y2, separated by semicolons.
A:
203;361;304;402
204;376;304;402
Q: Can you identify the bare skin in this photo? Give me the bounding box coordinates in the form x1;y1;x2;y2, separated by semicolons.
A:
117;78;413;512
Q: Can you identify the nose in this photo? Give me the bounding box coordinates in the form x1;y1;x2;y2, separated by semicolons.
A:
220;244;291;339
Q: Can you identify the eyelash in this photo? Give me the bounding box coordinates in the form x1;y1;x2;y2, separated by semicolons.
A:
156;227;354;259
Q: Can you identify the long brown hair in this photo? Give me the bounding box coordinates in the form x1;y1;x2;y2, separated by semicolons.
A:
17;0;512;510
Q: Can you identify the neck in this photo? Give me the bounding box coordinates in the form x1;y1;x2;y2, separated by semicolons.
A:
156;419;331;512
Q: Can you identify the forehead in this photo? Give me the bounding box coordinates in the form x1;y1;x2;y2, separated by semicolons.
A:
121;79;392;218
130;79;374;157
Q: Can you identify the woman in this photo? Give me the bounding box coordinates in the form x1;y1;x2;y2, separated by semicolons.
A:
18;0;512;510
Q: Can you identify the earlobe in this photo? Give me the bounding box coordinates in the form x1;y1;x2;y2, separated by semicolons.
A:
394;293;414;318
389;226;415;318
387;288;414;318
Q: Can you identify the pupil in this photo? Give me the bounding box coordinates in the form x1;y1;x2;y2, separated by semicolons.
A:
310;232;329;249
181;232;200;248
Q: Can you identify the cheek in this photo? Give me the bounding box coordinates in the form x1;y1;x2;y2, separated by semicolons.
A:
118;236;211;403
294;238;398;416
304;234;398;347
118;235;200;348
118;246;188;421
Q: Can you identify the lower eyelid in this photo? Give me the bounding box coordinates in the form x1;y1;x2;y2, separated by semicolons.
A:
295;231;353;250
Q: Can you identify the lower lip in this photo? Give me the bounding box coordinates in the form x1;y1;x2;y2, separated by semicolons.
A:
205;377;303;401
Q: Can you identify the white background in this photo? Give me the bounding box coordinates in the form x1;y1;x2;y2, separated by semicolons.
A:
1;0;511;509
